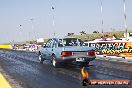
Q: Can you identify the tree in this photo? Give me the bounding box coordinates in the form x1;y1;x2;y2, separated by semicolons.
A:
113;34;118;39
80;31;86;35
67;33;74;36
104;35;108;37
93;31;99;33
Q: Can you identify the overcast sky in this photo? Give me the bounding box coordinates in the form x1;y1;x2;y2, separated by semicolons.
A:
0;0;132;43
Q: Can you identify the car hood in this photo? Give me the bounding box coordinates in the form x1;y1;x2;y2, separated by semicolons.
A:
62;46;95;51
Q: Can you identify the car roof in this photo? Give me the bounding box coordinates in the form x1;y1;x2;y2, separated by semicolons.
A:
53;37;80;39
52;37;81;41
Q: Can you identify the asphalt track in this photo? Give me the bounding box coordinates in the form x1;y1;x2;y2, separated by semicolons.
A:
0;49;131;88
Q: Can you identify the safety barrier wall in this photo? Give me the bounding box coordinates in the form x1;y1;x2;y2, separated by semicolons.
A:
89;42;132;58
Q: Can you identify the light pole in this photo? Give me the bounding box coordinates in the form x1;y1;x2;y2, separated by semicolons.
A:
123;0;128;40
100;0;104;37
52;6;56;37
49;0;56;37
30;18;35;40
18;24;22;41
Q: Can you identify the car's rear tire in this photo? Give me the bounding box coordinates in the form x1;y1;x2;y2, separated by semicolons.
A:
52;57;60;68
39;54;44;64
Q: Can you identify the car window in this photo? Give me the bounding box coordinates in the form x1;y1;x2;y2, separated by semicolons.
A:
45;39;53;48
52;40;57;48
63;38;84;46
58;39;64;47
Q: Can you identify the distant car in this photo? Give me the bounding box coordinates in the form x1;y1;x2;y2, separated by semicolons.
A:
37;38;96;67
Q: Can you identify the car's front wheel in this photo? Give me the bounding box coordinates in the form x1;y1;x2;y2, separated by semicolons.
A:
38;54;44;64
52;57;60;68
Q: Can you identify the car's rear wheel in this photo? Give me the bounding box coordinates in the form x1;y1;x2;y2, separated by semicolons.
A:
52;57;60;68
38;54;44;64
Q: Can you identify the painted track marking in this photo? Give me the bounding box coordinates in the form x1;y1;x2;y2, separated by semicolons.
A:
0;72;12;88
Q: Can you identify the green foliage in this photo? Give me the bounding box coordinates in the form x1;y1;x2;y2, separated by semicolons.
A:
93;31;99;33
70;30;132;41
80;31;86;35
67;33;74;36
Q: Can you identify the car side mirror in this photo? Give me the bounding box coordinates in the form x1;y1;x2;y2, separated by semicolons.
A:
42;43;46;48
42;45;46;48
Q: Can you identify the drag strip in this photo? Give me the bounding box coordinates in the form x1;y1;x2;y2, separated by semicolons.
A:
0;49;131;88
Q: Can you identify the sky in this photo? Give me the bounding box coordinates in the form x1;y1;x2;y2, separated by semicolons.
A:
0;0;132;43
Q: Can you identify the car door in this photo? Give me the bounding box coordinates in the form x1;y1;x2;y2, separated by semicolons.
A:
41;39;52;59
44;39;54;60
51;39;60;58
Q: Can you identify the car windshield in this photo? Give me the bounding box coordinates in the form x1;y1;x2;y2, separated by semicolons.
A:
58;38;84;47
